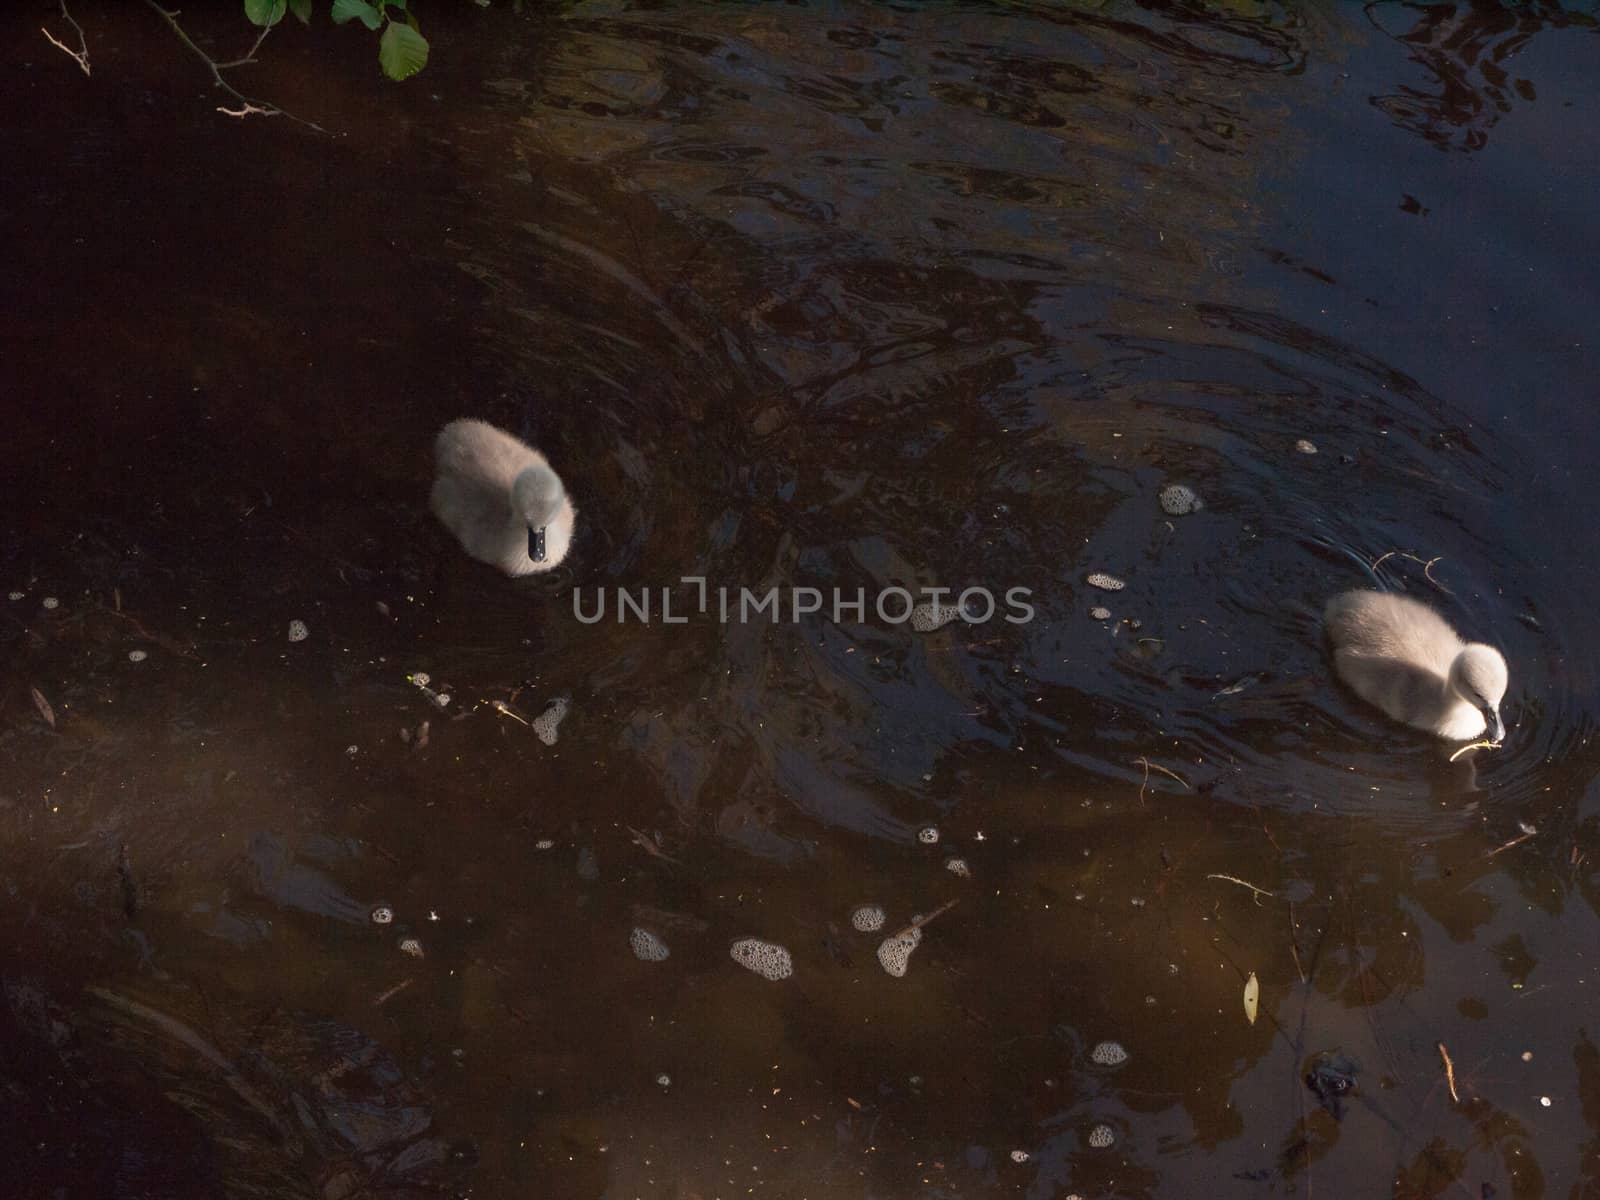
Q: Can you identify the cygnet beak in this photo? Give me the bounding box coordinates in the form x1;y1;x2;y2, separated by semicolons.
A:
1483;706;1505;743
528;524;547;563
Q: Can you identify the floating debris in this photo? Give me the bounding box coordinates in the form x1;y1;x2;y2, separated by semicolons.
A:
1158;483;1203;516
1086;572;1125;591
1009;1150;1030;1164
371;906;394;925
287;619;309;643
42;596;60;610
1089;606;1111;621
408;672;431;688
1090;1040;1129;1066
656;1073;671;1088
127;649;148;663
629;927;671;962
1087;1124;1116;1149
399;938;423;958
533;697;570;746
850;904;886;933
1243;972;1259;1025
945;856;971;878
344;744;358;756
534;838;555;851
876;927;923;978
910;601;961;633
7;591;22;601
1295;438;1319;455
30;686;55;729
730;938;793;981
917;826;940;845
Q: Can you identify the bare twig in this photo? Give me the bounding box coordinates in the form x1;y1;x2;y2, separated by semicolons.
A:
1448;739;1501;763
43;1;91;76
1436;1041;1460;1103
1135;756;1190;804
625;825;681;865
141;1;332;134
1484;829;1536;859
1206;873;1275;904
373;978;413;1007
888;898;959;941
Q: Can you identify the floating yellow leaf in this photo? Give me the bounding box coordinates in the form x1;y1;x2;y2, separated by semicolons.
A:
1243;972;1259;1025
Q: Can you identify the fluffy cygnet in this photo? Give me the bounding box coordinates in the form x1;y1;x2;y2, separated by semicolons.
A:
1324;589;1507;742
430;418;575;576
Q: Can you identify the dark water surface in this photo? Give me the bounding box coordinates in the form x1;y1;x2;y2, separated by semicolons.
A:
4;2;1600;1196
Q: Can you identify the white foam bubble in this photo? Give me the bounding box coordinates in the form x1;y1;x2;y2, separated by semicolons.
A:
945;857;971;878
42;597;59;610
1086;572;1125;591
287;619;309;642
1158;484;1203;515
399;938;424;958
1295;438;1318;455
1090;1040;1128;1066
876;927;922;977
910;602;961;632
730;937;793;981
7;591;23;601
1087;1123;1115;1149
851;904;886;932
533;697;570;746
1089;606;1111;621
370;906;393;925
917;826;940;844
127;649;148;663
630;927;671;962
408;672;431;688
1009;1150;1030;1163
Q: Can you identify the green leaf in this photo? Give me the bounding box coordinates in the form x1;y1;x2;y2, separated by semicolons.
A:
244;0;288;26
288;0;312;22
331;0;383;30
379;21;429;81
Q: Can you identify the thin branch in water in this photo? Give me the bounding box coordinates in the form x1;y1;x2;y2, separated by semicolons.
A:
1206;873;1275;904
1135;756;1190;804
889;898;960;941
1436;1041;1460;1104
1484;829;1536;859
1448;738;1501;762
43;1;91;76
142;0;333;135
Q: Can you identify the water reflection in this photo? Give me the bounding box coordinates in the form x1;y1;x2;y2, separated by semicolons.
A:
3;1;1599;1197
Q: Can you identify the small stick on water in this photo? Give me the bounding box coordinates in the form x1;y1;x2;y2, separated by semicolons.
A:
373;978;413;1007
1484;829;1536;859
626;825;681;865
1135;757;1190;804
490;700;529;727
1401;553;1452;595
1437;1041;1460;1104
889;898;960;941
1370;550;1397;574
1448;739;1501;763
1207;873;1275;904
30;686;57;729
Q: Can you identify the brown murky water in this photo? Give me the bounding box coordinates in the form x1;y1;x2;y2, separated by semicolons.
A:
4;2;1600;1197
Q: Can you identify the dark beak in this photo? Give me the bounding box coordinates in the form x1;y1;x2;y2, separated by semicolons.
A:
1484;706;1505;743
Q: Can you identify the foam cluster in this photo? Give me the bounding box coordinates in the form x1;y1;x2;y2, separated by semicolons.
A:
287;619;309;642
1087;1124;1115;1149
630;927;671;962
1090;1040;1128;1066
876;926;922;978
533;698;570;746
917;826;940;844
910;602;961;632
851;904;886;932
1158;484;1202;515
1086;573;1125;591
730;938;793;980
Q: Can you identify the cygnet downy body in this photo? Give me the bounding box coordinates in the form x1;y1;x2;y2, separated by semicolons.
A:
430;418;575;576
1324;589;1507;742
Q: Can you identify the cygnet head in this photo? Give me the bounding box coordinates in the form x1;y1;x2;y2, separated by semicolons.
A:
1449;643;1508;741
510;463;568;528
